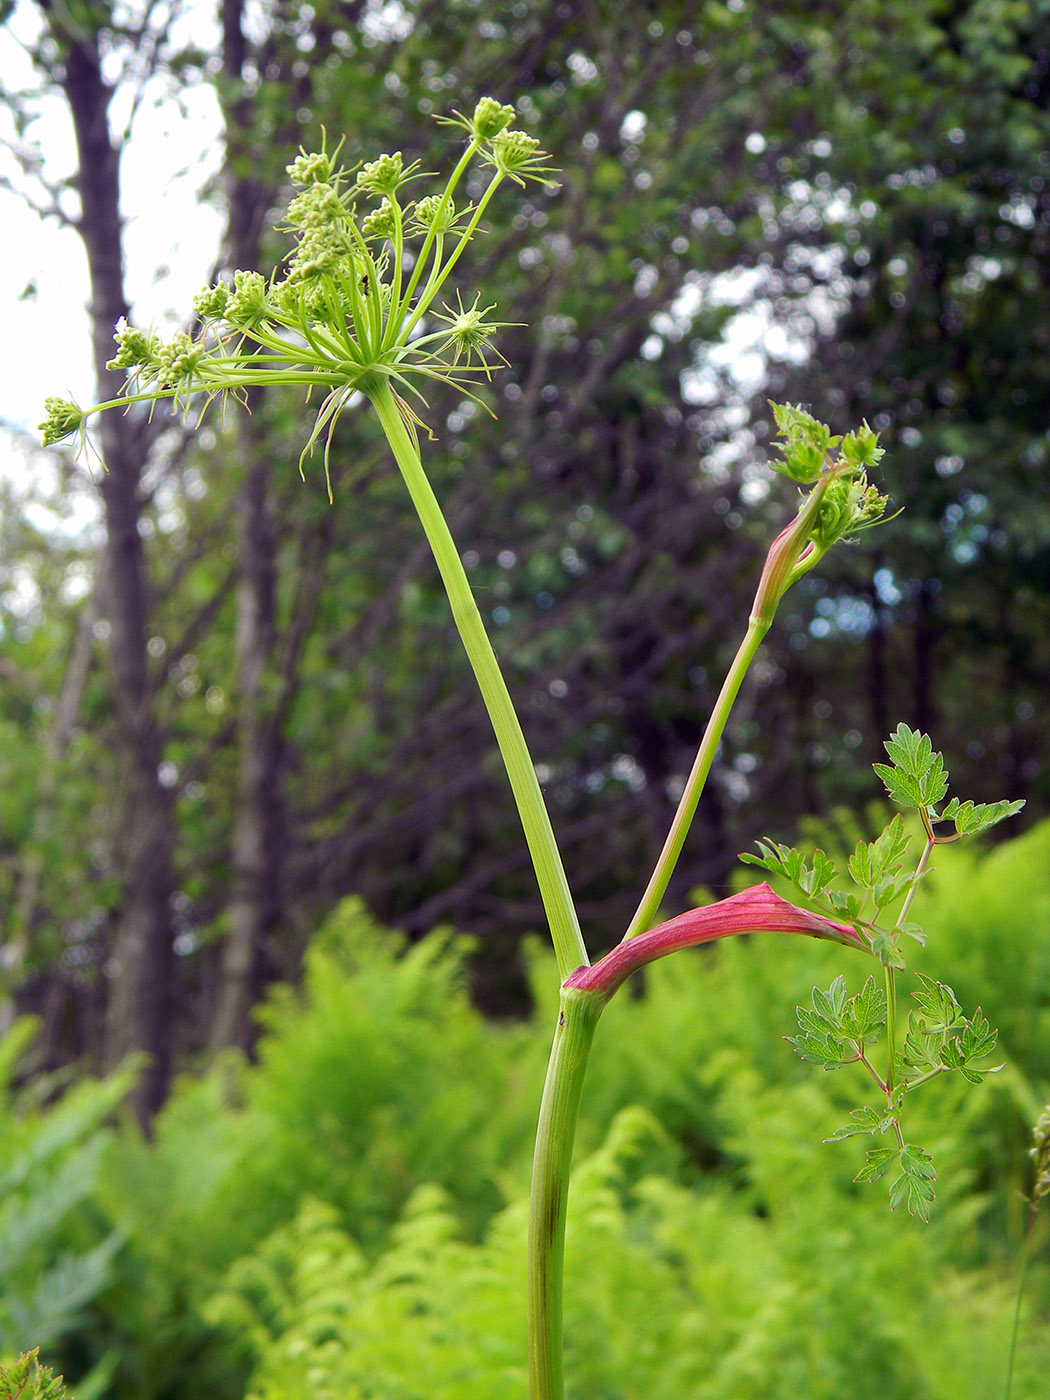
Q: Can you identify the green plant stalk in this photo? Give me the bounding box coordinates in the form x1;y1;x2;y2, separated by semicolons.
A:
622;615;770;940
883;967;905;1146
885;830;936;1123
367;375;588;980
620;470;842;945
528;988;603;1400
530;887;867;1400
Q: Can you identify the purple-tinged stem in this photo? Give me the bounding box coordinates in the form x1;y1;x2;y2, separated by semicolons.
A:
567;882;868;1000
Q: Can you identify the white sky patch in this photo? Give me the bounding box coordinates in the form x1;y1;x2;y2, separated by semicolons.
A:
1;0;225;444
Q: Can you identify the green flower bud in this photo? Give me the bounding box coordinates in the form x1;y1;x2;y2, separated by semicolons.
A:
814;476;853;548
483;128;558;187
285;188;352;279
286;149;333;186
492;129;538;166
356;152;404;196
361;197;398;241
856;481;889;525
193;283;230;321
471;96;517;140
154;332;205;389
287;182;343;232
811;474;888;549
410;193;458;234
288;239;343;281
226;270;270;329
39;397;84;446
107;317;160;372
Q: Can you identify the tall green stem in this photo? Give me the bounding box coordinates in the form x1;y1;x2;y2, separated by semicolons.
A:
528;989;603;1400
622;616;770;941
367;376;588;980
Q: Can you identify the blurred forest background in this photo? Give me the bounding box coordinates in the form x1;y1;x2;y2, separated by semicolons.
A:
0;2;1049;1395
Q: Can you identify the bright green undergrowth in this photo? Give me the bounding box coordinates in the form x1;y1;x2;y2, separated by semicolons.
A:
2;820;1048;1398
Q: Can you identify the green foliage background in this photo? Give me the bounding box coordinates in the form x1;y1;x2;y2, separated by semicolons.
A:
2;820;1048;1397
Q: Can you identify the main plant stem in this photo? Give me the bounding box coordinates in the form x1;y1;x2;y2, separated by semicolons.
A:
528;990;603;1400
368;377;588;980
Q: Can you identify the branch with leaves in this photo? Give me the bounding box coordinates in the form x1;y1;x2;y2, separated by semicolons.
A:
743;724;1022;1219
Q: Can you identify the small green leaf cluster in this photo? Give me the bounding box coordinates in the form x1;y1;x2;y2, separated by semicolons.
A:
788;965;1001;1219
786;974;885;1068
743;727;1023;971
0;1351;71;1400
901;975;1001;1086
769;401;883;484
742;725;1022;1218
855;1143;937;1223
875;723;1025;835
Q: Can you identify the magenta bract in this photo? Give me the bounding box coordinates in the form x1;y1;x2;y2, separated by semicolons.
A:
564;882;867;998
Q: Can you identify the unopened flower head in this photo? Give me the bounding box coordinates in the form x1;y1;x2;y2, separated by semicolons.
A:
285;131;345;190
356;152;414;197
812;473;888;550
471;96;517;140
225;270;271;330
439;96;517;143
39;397;84;447
153;332;205;390
751;404;891;625
193;284;230;321
287;149;334;186
361;198;398;242
107;319;161;374
410;193;460;235
484;128;557;187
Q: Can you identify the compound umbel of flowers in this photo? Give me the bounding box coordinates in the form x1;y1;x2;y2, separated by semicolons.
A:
41;96;555;500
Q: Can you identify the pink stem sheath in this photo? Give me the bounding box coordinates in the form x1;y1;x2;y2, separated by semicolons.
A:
564;882;868;999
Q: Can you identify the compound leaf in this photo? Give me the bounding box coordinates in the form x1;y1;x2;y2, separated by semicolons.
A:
939;795;1025;837
855;1146;898;1183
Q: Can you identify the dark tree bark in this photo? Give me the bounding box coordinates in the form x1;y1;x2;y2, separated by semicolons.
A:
912;576;937;739
60;18;175;1123
209;0;306;1050
209;403;285;1052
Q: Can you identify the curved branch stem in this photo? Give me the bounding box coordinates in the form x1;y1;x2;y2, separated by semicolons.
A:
622;617;769;941
367;376;587;979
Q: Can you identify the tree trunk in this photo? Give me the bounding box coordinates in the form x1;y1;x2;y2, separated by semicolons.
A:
209;0;286;1051
209;418;284;1051
912;576;937;738
64;26;175;1124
